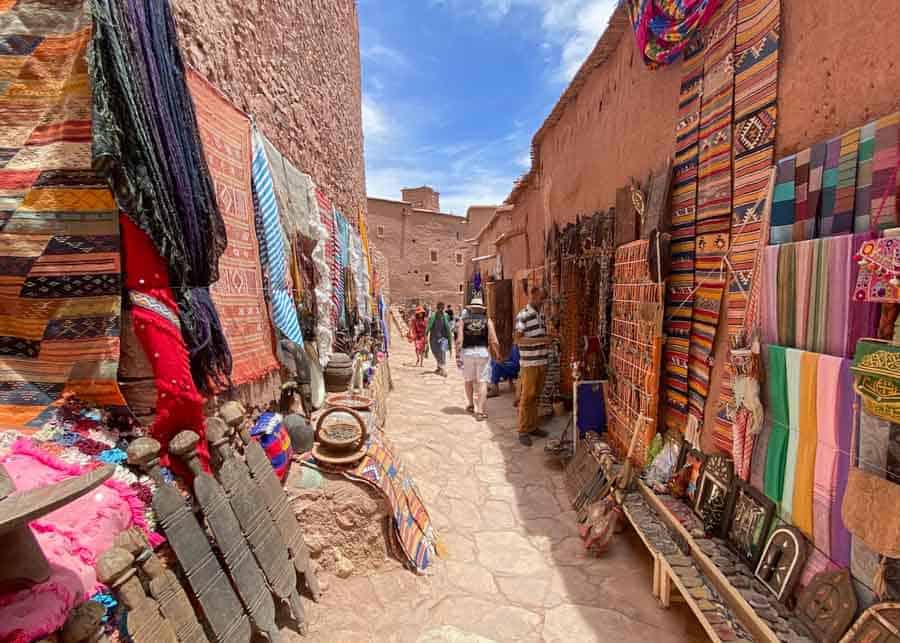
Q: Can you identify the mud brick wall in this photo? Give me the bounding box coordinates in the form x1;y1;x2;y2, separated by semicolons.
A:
172;0;366;220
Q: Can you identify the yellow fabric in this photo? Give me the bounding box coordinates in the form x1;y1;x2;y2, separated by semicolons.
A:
793;351;819;538
518;365;546;434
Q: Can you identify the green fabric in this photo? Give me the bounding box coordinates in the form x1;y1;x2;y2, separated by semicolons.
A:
777;245;796;346
765;345;789;502
427;312;452;339
781;348;803;521
852;339;900;377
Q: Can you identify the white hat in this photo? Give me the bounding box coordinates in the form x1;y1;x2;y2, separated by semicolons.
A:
469;294;484;307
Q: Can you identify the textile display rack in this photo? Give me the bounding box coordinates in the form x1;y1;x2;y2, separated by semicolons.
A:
607;239;665;466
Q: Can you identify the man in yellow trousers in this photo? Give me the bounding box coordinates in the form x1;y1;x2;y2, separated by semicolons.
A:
514;286;549;446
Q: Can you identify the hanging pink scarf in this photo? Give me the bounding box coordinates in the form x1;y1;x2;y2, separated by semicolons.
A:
793;240;814;350
761;245;780;345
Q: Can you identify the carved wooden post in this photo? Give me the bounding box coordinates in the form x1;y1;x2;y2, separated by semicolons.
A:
127;438;251;643
114;528;208;643
169;431;278;642
95;547;178;643
220;402;320;601
207;418;307;629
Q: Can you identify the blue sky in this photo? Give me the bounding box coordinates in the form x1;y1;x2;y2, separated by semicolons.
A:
359;0;618;215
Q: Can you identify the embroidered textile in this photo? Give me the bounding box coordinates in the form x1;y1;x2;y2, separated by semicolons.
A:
663;34;705;433
251;128;304;348
0;440;157;641
120;216;210;480
686;0;737;430
188;70;279;385
854;235;900;303
626;0;722;67
89;0;231;393
0;1;126;429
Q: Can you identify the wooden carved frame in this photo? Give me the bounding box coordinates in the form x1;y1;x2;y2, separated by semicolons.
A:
754;526;807;603
843;602;900;642
796;569;857;643
723;479;776;569
693;454;734;522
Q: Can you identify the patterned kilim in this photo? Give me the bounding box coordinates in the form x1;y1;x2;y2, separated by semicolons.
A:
714;0;781;455
686;0;737;430
187;71;279;385
663;34;705;433
608;241;664;466
830;128;861;236
0;2;126;430
854;121;877;233
870;111;900;231
347;430;438;572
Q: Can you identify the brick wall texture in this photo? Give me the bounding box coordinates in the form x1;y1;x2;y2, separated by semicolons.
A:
172;0;366;220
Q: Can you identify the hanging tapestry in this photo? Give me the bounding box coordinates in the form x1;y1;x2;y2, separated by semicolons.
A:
807;142;828;237
663;33;705;433
870;111;900;231
187;70;279;386
854;121;877;233
262;139;334;367
832;128;861;236
607;241;664;465
715;0;780;453
0;1;127;430
626;0;722;67
317;190;340;338
251;129;304;350
854;234;900;304
818;136;843;237
89;0;231;394
781;347;802;523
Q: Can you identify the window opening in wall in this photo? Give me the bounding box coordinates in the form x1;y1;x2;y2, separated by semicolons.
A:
458;283;464;293
424;273;431;285
456;231;460;240
455;252;463;266
377;225;384;238
430;249;438;263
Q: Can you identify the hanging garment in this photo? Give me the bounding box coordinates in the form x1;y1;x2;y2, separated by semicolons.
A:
793;239;814;350
764;345;789;502
625;0;722;67
89;0;231;393
781;348;803;522
761;245;780;345
792;351;819;539
770;155;796;245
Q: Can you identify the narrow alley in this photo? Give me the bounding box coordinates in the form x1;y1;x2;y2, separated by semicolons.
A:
300;332;707;642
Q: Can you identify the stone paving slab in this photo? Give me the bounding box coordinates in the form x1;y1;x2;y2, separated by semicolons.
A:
292;336;709;642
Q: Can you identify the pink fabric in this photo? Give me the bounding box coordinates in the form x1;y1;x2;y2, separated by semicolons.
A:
825;234;853;357
814;356;847;558
794;239;814;350
761;245;780;345
0;440;152;641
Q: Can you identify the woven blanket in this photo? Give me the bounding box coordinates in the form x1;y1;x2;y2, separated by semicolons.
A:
833;128;861;236
686;0;737;430
0;2;126;430
663;33;704;433
854;121;877;232
251;128;303;348
763;345;788;503
760;245;779;345
626;0;722;67
188;71;279;385
346;431;438;572
770;155;796;244
793;147;813;240
792;351;819;539
870;111;900;231
818;136;843;236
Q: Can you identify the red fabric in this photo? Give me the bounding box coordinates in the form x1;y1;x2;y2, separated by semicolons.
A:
409;317;427;354
120;215;210;481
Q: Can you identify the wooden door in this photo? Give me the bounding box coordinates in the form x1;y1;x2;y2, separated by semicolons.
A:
486;279;514;361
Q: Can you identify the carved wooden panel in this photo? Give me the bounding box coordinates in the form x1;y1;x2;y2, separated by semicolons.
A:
796;569;857;643
755;526;807;603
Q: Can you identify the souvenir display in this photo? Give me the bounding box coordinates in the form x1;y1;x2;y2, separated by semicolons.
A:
128;438;252;643
755;526;808;602
169;431;278;642
724;479;776;568
796;569;858;643
843;603;900;642
693;454;734;531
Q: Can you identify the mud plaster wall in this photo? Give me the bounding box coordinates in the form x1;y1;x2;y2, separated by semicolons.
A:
172;0;366;220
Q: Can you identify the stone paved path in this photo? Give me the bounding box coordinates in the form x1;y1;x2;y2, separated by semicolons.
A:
301;336;708;642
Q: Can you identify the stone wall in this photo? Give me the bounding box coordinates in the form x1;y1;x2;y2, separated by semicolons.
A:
172;0;366;219
367;197;470;309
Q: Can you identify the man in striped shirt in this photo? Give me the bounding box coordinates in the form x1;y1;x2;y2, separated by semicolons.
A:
515;286;549;446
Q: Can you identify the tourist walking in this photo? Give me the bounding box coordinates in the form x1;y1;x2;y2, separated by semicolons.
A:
408;306;428;367
454;294;499;420
427;302;453;376
515;286;549;446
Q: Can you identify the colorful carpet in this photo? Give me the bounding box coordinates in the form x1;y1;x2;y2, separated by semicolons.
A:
188;70;279;386
0;2;126;430
626;0;722;67
714;0;781;454
686;0;737;431
870;111;900;231
663;33;705;433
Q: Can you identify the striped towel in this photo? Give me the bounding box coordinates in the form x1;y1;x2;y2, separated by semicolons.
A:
251;128;304;347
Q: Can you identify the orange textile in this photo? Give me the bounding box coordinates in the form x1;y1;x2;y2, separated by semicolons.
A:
793;351;819;538
187;70;279;385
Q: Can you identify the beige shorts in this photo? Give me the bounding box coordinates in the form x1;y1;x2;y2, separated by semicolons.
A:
460;354;491;383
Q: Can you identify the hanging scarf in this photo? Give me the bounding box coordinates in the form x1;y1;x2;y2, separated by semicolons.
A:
89;0;231;393
626;0;722;67
764;345;789;503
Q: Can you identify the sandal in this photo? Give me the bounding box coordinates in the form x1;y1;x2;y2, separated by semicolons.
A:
466;405;474;414
476;412;488;421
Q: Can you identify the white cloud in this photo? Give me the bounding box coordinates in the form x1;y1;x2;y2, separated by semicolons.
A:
362;94;389;144
517;153;532;169
361;43;411;72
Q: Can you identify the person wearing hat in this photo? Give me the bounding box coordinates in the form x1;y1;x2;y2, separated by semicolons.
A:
455;293;499;420
408;305;428;367
427;301;453;376
515;285;549;446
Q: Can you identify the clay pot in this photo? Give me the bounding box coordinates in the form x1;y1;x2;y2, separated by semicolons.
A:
324;353;353;392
